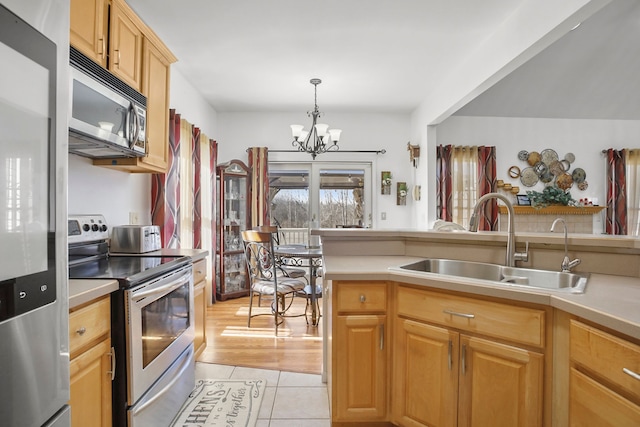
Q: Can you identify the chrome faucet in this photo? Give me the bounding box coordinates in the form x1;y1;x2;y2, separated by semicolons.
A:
550;218;581;272
469;192;528;267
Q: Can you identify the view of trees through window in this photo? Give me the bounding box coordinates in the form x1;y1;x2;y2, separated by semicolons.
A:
269;168;365;229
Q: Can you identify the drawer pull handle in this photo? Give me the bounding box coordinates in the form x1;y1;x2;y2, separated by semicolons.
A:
76;327;86;336
359;295;366;303
443;309;475;319
623;367;640;380
108;346;116;381
462;344;467;375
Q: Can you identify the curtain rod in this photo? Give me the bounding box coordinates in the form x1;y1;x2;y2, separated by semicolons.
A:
253;149;387;155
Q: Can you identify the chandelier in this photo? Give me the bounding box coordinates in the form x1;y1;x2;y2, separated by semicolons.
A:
290;78;342;159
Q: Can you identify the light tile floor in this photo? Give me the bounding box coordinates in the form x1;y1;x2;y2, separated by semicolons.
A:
195;362;331;427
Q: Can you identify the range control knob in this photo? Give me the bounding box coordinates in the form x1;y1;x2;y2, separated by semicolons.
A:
82;224;90;232
91;224;99;232
100;225;108;232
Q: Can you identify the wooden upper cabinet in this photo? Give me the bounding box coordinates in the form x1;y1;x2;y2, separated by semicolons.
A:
109;1;143;92
141;38;171;171
71;0;177;173
70;0;109;67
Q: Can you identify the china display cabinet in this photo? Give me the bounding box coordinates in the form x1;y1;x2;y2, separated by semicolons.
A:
216;160;251;301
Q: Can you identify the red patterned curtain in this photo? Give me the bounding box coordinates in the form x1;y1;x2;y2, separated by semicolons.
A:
606;148;627;235
152;109;181;248
210;139;218;270
436;144;453;222
477;146;497;231
192;127;202;249
248;147;269;227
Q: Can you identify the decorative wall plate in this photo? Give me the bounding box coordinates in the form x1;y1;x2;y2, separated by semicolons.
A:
518;150;529;161
540;171;554;183
564;152;576;164
541;149;558;165
533;161;548;176
527;151;541;166
578;180;588;191
520;167;539;187
556;173;573;190
549;160;565;176
508;165;521;178
572;168;586;184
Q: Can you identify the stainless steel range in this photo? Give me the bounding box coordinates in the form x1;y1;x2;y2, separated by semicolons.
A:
68;214;195;427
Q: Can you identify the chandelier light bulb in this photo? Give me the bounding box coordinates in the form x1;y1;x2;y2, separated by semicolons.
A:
290;125;304;140
328;129;342;143
314;123;329;138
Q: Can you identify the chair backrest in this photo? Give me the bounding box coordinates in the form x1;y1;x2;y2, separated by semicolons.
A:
241;230;278;282
255;225;281;245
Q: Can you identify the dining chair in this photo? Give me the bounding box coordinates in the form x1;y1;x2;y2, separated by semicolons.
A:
241;230;307;334
254;225;308;282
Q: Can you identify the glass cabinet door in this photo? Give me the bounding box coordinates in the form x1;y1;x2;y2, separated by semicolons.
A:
215;160;250;300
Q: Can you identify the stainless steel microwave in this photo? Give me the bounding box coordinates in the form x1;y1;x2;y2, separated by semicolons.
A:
68;46;146;158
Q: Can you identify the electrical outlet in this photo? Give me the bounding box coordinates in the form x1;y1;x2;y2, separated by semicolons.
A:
381;212;387;220
129;212;140;225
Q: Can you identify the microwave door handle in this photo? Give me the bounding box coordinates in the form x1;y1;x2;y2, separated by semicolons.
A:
129;103;141;150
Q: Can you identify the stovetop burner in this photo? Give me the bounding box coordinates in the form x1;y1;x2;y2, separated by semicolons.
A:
69;255;191;288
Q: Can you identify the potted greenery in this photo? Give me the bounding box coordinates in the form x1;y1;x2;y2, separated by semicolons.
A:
526;186;576;208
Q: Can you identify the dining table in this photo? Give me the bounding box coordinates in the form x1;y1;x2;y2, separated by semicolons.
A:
273;244;323;326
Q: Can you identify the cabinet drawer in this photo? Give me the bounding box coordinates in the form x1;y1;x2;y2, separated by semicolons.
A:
570;320;640;402
193;258;207;284
336;282;387;313
69;296;111;357
397;286;545;347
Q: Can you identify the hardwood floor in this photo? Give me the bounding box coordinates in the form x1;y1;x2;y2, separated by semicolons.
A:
197;293;323;375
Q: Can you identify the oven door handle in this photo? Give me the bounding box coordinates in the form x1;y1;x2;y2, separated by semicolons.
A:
131;271;192;303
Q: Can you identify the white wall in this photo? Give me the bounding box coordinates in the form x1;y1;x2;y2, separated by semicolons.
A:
68;154;151;226
216;111;413;228
170;67;218;137
410;0;609;229
436;115;640;204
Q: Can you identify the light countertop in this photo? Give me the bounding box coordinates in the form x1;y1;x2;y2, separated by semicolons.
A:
323;255;640;340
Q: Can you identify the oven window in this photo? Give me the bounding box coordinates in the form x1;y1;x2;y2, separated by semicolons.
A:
141;282;191;367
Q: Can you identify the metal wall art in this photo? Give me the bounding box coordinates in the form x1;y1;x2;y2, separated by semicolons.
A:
512;148;587;192
397;182;407;205
381;171;392;194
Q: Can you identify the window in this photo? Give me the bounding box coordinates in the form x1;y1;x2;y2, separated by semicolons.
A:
269;162;371;241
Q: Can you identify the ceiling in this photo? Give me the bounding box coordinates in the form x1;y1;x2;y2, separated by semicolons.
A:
455;0;640;120
126;0;639;120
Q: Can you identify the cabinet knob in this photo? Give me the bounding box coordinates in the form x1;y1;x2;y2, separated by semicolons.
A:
359;295;366;303
76;326;86;336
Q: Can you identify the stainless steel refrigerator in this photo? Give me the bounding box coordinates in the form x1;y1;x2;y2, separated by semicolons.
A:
0;1;70;426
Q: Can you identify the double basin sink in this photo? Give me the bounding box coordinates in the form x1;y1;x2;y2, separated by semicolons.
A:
392;258;588;293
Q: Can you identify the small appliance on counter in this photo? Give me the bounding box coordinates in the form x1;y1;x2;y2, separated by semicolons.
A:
111;225;162;253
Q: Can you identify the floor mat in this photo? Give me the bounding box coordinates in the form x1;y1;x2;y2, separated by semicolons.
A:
171;379;265;426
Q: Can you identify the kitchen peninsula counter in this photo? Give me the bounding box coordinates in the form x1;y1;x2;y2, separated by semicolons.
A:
316;228;640;340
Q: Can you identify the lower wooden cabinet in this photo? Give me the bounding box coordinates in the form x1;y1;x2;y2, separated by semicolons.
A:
193;258;208;358
393;318;543;427
68;295;113;427
69;338;113;427
332;281;389;423
569;319;640;426
335;314;387;421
